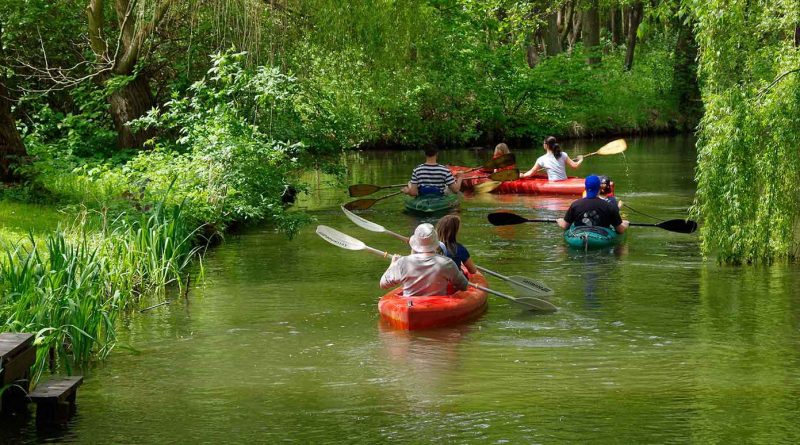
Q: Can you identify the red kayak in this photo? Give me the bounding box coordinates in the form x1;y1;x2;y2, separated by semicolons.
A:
378;272;489;330
450;165;587;195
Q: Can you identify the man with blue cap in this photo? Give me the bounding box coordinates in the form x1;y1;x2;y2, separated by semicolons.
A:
557;175;629;234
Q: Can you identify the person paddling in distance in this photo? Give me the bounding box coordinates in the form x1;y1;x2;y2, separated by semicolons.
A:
598;175;622;209
557;175;629;234
520;136;583;181
435;215;478;276
481;143;516;173
402;145;463;196
380;223;468;297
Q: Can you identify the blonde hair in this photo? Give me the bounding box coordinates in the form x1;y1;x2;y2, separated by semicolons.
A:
436;215;461;256
494;143;510;157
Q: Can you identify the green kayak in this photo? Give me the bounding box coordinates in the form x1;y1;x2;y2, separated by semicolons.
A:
403;193;461;214
564;224;619;249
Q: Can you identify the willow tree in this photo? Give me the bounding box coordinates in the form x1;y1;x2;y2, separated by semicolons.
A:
691;0;800;263
84;0;177;149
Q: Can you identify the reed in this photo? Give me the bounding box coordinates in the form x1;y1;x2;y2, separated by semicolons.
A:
0;200;203;382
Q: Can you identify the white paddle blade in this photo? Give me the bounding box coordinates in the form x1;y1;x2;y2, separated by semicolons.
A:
515;296;558;312
341;206;386;233
508;276;555;297
596;139;627;155
316;225;366;251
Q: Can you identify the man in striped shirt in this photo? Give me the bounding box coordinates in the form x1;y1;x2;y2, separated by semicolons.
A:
402;146;463;196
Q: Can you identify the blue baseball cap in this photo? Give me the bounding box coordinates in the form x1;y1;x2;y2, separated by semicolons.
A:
585;175;601;198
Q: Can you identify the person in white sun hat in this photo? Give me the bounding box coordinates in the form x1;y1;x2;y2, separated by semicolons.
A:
380;223;468;297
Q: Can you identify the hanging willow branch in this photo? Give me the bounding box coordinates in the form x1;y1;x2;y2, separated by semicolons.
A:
756;67;800;99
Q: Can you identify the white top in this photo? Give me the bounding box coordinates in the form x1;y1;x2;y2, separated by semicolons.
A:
380;253;468;297
535;151;569;181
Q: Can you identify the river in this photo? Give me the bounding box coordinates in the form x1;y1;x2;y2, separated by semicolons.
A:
5;135;800;444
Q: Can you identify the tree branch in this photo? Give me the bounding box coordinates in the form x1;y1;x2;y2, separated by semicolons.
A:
757;67;800;99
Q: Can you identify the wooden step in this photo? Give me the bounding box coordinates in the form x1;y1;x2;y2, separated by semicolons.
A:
0;333;35;414
27;376;84;425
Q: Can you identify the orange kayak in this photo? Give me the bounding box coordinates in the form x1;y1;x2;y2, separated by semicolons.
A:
378;272;489;330
450;165;588;195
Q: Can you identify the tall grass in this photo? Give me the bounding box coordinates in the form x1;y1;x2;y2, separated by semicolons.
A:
0;201;203;383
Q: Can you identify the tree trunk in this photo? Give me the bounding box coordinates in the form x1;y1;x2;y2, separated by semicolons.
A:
611;7;622;46
582;0;601;65
86;0;172;150
795;25;799;47
0;25;26;181
622;6;629;37
107;73;157;149
568;9;582;49
543;12;563;56
672;17;701;124
624;2;644;71
558;2;574;50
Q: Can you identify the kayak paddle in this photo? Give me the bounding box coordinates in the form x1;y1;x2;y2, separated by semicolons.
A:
340;206;554;298
460;152;516;174
581;139;627;158
316;224;557;312
349;183;407;197
343;190;404;211
487;211;698;234
467;169;521;194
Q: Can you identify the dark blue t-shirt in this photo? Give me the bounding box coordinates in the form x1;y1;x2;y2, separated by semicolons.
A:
439;242;470;271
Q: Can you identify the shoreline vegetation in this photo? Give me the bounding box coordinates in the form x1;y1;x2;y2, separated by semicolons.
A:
0;0;795;379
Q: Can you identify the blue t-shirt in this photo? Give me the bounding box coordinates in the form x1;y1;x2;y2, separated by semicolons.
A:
439;242;470;271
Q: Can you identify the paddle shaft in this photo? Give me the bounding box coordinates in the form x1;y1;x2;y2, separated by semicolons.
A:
357;244;529;302
474;266;553;296
344;190;405;210
369;227;550;294
340;206;554;297
511;216;689;229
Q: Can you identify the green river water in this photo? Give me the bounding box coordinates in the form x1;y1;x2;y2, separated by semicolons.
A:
4;136;800;444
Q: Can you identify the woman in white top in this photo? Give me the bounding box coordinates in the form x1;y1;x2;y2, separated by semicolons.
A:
520;136;583;181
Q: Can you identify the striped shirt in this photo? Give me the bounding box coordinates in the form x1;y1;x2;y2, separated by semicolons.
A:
410;163;455;194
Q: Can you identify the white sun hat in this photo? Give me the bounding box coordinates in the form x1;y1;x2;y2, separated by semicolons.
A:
409;223;439;253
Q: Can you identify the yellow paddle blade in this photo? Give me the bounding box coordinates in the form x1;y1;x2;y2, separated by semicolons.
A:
474;180;501;193
488;168;519;182
595;139;627;155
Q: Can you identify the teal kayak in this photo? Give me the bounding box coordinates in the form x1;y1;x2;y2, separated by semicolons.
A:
403;193;461;214
564;224;619;249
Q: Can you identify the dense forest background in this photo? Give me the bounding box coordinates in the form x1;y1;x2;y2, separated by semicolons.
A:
0;0;797;259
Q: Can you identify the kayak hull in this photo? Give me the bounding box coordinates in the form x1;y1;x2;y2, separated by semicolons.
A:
450;165;589;195
564;225;619;249
378;272;489;330
403;193;461;214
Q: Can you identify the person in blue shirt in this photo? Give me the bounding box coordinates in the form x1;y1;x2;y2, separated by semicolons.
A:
435;215;477;275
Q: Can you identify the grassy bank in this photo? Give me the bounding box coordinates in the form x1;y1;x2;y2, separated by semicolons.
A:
0;197;200;381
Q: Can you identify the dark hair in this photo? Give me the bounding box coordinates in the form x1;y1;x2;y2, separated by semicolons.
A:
599;175;613;195
436;215;460;257
544;136;562;159
423;145;439;157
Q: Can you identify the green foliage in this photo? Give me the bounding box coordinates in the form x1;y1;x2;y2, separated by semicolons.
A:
0;201;199;379
690;0;800;263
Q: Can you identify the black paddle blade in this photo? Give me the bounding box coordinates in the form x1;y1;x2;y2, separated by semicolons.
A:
485;153;516;169
656;219;698;234
488;168;520;182
487;212;530;226
348;184;381;197
344;199;376;211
